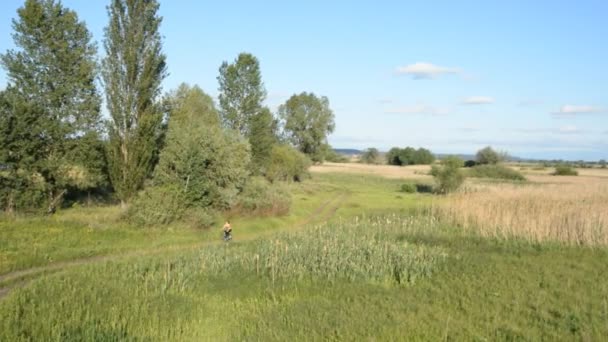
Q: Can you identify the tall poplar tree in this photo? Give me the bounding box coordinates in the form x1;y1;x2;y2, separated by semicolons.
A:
217;53;267;136
0;0;102;213
102;0;167;205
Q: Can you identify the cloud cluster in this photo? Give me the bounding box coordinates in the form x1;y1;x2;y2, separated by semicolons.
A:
552;105;605;116
462;96;494;105
396;62;461;79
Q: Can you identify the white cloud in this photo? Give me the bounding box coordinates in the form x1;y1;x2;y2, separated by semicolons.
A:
557;125;583;134
552;105;605;116
462;96;494;105
384;104;449;116
396;62;461;79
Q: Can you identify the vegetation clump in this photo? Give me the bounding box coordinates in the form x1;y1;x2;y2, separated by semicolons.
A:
553;165;578;176
236;177;292;216
431;156;465;194
468;164;526;181
386;147;435;166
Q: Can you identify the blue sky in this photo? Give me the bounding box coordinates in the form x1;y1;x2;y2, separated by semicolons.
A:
1;0;607;160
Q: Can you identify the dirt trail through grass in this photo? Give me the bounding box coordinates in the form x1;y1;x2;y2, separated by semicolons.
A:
0;191;350;300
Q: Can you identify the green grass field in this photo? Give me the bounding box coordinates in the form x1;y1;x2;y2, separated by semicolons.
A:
1;172;607;340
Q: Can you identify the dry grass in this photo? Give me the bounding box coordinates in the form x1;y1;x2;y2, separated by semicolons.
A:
311;162;432;180
438;176;608;245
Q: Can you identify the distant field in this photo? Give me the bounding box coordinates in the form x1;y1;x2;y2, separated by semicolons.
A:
310;162;432;179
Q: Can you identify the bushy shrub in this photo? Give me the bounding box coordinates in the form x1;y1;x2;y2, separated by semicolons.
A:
431;156;465;194
468;165;526;181
266;145;311;182
387;147;435;165
415;183;434;193
400;183;417;193
360;148;381;164
237;177;291;216
183;208;216;229
553;165;578;176
128;185;188;226
464;160;477;168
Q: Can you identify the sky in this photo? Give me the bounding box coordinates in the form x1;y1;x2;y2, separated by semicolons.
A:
0;0;607;161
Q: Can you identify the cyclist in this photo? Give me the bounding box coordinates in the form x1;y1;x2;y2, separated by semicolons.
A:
222;220;232;241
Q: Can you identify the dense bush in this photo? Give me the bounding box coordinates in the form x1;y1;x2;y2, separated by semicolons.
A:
468;165;526;181
266;145;311;182
386;147;435;165
237;177;292;216
400;183;417;193
431;156;465;194
553;165;578;176
464;160;477;168
128;185;188;225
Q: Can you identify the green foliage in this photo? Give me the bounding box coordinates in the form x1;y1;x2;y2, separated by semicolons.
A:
0;0;103;213
476;146;506;165
249;107;278;175
127;185;188;225
553;165;578;176
164;83;220;128
217;53;266;135
102;0;167;204
599;159;606;169
400;183;417;193
431;156;465;193
278;92;335;163
236;176;292;216
386;146;435;165
468;164;526;181
266;145;311;182
464;160;477;168
360;147;381;164
153;124;251;212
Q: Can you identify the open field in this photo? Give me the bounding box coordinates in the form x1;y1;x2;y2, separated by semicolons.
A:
1;166;607;340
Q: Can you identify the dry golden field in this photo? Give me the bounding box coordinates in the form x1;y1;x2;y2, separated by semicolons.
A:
312;162;608;245
310;162;432;180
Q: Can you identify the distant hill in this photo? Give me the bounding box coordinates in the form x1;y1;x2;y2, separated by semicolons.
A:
334;148;362;156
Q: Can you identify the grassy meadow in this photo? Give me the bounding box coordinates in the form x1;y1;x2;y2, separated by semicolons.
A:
1;166;608;340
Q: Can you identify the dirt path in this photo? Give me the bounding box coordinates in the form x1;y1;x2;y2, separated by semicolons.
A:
0;191;350;301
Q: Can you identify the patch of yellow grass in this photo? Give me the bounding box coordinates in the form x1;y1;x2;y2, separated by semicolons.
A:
438;177;608;245
310;162;432;180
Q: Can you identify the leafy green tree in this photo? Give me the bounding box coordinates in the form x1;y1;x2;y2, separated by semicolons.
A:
398;147;416;165
266;145;311;182
386;147;402;165
431;156;465;193
361;148;381;164
413;148;435;164
249;107;278;175
0;0;102;213
278;92;335;163
152;84;250;211
164;83;220;128
217;53;267;135
476;146;504;165
102;0;167;205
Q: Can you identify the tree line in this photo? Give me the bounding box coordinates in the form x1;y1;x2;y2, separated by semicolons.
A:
0;0;335;219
